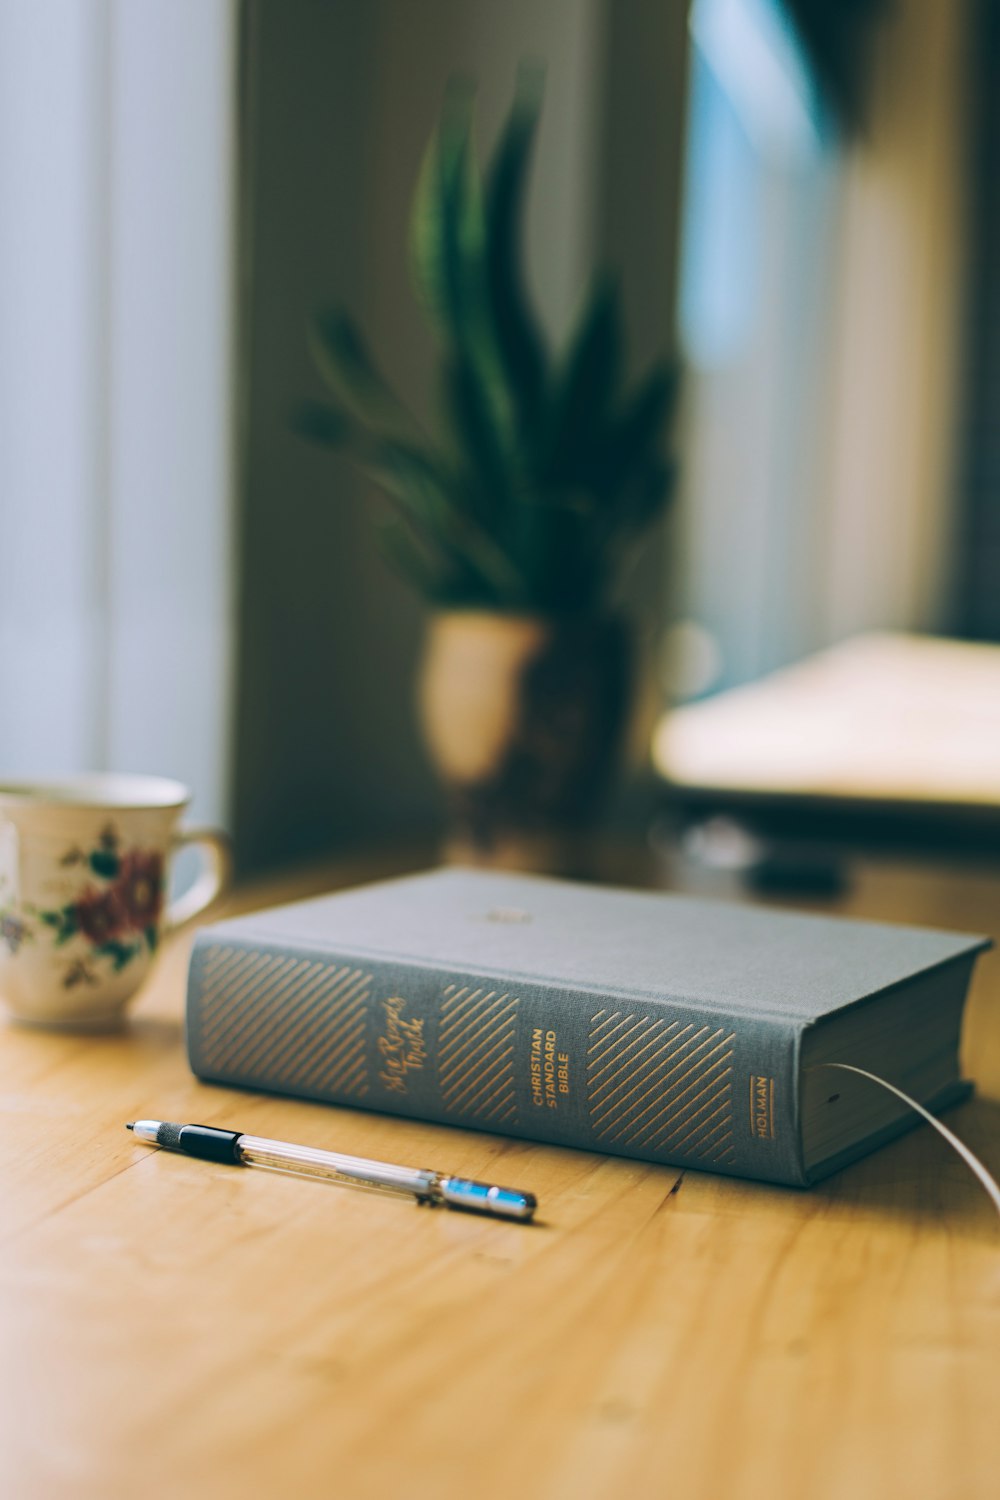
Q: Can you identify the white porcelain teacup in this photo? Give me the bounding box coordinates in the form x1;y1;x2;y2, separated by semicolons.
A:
0;774;231;1028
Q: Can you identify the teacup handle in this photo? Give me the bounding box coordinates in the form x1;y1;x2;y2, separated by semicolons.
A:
165;827;233;936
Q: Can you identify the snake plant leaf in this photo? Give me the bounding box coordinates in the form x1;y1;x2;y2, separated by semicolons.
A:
310;310;423;443
441;350;513;523
542;274;623;484
361;441;447;527
377;516;451;599
513;486;602;610
622;362;677;447
410;80;517;448
596;362;677;500
366;437;523;599
409;79;484;343
621;458;675;531
299;70;679;611
484;63;548;436
440;130;483;344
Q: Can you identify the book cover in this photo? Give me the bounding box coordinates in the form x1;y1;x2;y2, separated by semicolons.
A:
185;868;988;1186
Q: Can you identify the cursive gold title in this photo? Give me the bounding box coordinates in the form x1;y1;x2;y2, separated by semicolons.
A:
378;995;427;1094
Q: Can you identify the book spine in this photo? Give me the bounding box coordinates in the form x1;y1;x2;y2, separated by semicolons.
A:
186;933;808;1186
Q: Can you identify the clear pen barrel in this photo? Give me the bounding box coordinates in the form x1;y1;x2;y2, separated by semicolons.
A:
236;1134;435;1199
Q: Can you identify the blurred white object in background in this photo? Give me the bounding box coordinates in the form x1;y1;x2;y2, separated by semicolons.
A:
0;0;237;826
654;632;1000;810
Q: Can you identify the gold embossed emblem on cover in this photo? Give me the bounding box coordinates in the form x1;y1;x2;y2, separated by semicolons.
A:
586;1011;736;1164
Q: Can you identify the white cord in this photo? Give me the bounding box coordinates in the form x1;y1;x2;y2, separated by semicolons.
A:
817;1062;1000;1222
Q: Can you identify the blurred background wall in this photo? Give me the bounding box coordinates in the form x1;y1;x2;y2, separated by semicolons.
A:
234;0;689;873
0;0;237;826
1;0;996;878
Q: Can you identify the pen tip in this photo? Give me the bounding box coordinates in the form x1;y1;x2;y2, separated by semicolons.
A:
125;1122;134;1130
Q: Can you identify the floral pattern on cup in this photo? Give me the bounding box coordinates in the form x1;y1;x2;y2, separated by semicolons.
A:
15;824;165;987
0;912;30;956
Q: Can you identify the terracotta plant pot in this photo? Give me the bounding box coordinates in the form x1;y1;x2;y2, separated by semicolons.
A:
418;611;632;872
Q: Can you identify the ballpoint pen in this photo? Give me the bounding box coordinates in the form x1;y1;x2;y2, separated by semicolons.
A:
125;1119;537;1222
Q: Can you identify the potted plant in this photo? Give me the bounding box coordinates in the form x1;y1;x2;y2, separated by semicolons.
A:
298;70;677;870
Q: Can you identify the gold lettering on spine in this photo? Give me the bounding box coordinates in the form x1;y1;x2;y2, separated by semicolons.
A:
530;1028;544;1107
530;1027;569;1110
749;1075;776;1140
377;996;427;1094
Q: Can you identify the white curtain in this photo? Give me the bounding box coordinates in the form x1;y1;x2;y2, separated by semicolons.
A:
0;0;237;825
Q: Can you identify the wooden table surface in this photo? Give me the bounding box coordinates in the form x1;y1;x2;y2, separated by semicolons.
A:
2;849;999;1500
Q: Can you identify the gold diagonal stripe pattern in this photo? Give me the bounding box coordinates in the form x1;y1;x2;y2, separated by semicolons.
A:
213;963;361;1076
618;1032;734;1130
198;947;321;1037
587;1017;664;1086
201;959;365;1088
296;1005;370;1089
591;1028;714;1134
198;956;316;1063
438;984;519;1124
694;1120;733;1158
590;1020;692;1116
197;950;336;1054
209;963;364;1078
589;1022;694;1107
438;994;516;1086
656;1087;732;1154
200;943;254;987
439;993;510;1050
199;952;312;1052
586;1010;736;1158
443;1025;514;1078
440;982;494;1024
636;1067;734;1153
627;1054;734;1151
444;1032;515;1113
264;979;371;1097
439;1002;517;1103
587;1020;682;1104
438;990;512;1068
195;949;372;1100
588;1010;628;1046
438;989;500;1045
223;960;352;1068
298;1008;369;1096
465;1064;518;1120
614;1036;735;1145
440;984;487;1010
255;969;367;1085
587;1013;644;1061
448;1056;515;1119
198;945;258;1011
587;1022;666;1102
707;1136;737;1164
240;994;369;1101
292;985;371;1093
592;1027;719;1137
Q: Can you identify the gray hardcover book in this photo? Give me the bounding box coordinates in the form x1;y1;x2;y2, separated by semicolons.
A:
186;868;989;1186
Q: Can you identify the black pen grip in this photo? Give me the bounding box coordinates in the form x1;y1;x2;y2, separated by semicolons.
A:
162;1122;242;1164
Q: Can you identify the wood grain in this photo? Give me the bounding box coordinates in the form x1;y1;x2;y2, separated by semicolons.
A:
1;851;998;1500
